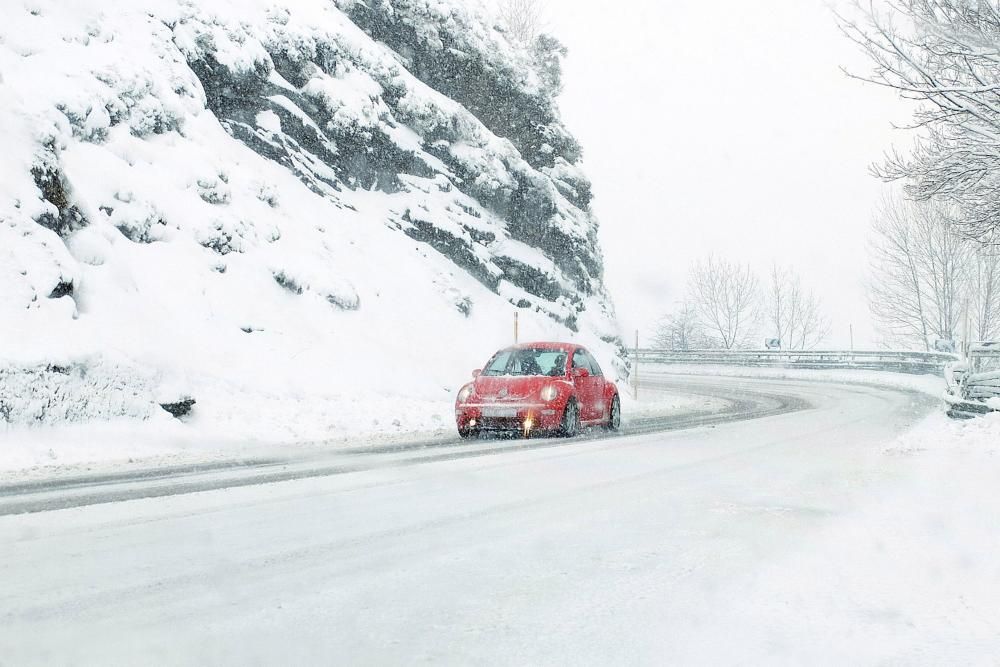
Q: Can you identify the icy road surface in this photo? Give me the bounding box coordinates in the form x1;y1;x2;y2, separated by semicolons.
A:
0;375;939;664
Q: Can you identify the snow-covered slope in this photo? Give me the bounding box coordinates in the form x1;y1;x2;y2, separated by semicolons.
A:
0;0;624;440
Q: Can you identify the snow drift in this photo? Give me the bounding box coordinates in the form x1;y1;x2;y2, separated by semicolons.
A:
0;0;624;440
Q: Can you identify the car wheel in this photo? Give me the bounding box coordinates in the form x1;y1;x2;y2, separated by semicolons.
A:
458;427;478;439
605;394;621;431
559;399;580;438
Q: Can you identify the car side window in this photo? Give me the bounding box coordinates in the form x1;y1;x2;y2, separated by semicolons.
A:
572;349;588;370
586;352;604;377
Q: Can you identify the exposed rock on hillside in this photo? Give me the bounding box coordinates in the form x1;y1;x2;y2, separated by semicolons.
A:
0;0;624;435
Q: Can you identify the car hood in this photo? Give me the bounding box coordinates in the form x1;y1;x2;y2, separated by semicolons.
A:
474;376;554;401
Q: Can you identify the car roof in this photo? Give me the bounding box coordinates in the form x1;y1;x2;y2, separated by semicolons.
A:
508;342;577;352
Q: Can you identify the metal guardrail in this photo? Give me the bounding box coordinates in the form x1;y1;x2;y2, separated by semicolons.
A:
629;349;959;375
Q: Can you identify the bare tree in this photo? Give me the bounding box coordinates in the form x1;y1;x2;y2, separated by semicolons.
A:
868;196;971;349
868;197;930;349
970;247;1000;342
840;1;1000;245
688;256;760;350
652;301;715;350
498;0;546;45
765;264;830;350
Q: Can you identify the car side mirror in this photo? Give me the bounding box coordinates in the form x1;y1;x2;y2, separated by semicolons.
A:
472;369;482;378
571;367;589;378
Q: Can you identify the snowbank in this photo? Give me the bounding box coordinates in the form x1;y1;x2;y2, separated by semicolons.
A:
619;386;722;420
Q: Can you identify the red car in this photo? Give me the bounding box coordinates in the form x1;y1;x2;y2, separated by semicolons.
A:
455;342;621;438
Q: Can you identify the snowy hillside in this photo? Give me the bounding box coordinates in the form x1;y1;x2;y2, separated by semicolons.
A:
0;0;623;443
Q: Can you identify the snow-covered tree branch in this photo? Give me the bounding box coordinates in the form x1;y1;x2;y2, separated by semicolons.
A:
498;0;546;46
841;0;1000;244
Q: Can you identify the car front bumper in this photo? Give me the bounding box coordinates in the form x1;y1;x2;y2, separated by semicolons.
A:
455;402;562;433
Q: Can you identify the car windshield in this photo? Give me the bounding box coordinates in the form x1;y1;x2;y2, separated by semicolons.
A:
482;348;567;377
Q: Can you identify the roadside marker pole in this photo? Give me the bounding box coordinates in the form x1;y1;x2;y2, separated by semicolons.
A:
514;311;519;344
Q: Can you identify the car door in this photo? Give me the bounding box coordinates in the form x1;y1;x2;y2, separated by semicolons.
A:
584;352;611;420
571;348;601;421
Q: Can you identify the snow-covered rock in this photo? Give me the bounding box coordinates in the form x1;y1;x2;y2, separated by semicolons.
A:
0;0;624;439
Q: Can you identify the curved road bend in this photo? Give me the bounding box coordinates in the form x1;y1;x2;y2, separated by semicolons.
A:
0;374;938;664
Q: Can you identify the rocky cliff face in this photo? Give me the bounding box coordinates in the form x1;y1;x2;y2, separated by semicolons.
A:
0;0;623;437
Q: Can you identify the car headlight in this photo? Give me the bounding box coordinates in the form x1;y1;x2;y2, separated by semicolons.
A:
457;384;474;403
540;384;558;402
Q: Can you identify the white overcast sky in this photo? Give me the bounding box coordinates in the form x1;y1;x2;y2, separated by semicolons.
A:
538;0;911;348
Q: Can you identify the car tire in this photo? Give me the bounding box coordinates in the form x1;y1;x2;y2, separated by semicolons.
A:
605;394;621;431
458;427;478;439
559;399;580;438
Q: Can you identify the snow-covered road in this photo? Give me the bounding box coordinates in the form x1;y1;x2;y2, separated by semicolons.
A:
0;375;939;664
0;377;797;513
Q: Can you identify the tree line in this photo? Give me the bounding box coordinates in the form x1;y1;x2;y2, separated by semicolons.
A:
654;258;830;351
869;196;1000;349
